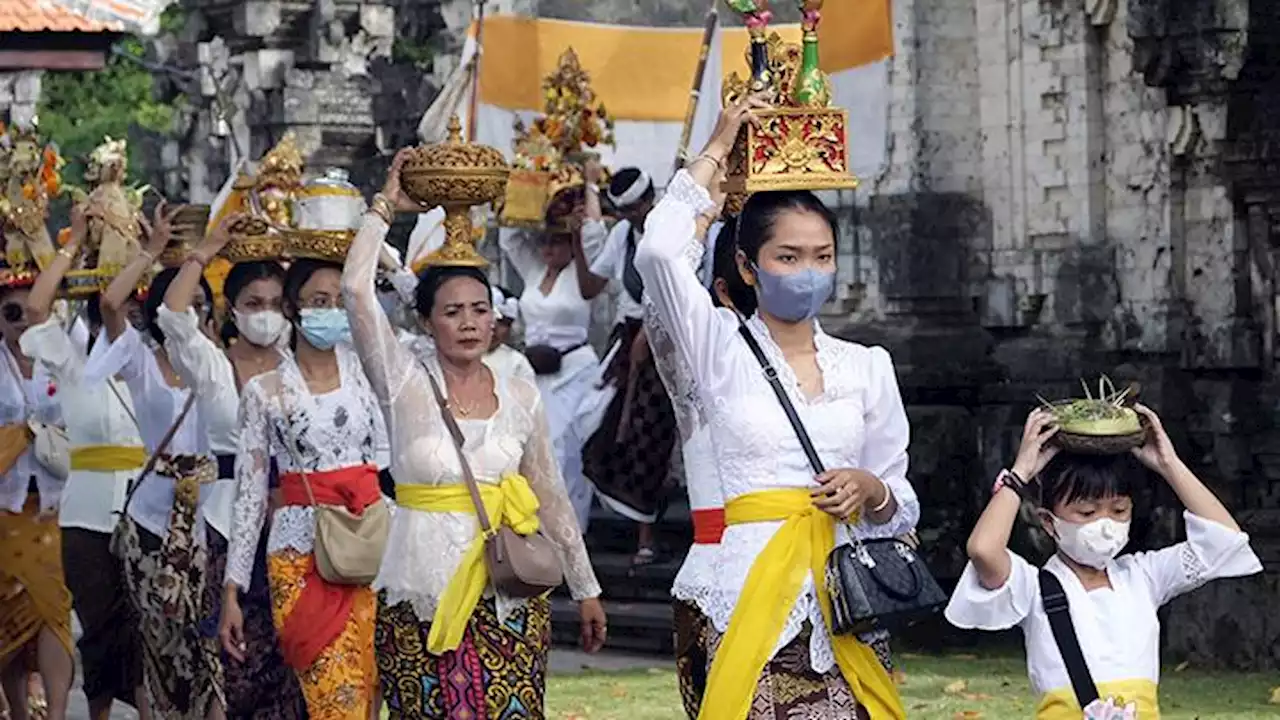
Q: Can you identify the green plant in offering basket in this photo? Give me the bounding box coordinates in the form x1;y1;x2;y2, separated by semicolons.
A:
1039;376;1146;455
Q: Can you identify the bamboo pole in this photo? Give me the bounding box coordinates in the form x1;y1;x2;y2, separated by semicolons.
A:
674;2;720;170
466;0;488;142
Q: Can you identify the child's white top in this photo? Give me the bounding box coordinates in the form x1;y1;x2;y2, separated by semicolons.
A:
945;511;1261;718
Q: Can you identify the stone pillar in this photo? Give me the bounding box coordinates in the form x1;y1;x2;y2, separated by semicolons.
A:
0;70;44;130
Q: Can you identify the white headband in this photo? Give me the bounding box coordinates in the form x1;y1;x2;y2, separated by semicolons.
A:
607;170;653;208
490;287;519;321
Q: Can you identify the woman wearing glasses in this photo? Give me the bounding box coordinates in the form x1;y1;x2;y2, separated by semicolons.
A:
86;204;230;719
219;251;388;719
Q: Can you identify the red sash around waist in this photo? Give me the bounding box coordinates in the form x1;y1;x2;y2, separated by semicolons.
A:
692;508;725;545
276;464;380;671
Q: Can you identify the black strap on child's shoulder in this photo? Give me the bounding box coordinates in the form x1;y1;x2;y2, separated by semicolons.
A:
1038;569;1100;709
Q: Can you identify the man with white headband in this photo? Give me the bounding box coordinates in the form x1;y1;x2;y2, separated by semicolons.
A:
571;165;677;568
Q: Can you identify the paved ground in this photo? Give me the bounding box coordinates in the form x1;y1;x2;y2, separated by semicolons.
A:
57;647;668;719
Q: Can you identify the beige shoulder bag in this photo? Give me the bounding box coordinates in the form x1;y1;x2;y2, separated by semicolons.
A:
424;367;563;597
278;385;390;586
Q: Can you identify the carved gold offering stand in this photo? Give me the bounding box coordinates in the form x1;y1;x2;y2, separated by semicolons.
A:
63;137;150;298
0;122;62;282
499;48;614;229
401;116;510;268
721;0;858;195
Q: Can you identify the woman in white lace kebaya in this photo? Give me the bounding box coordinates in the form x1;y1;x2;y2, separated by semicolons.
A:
219;253;387;720
634;101;916;720
342;152;607;719
160;225;306;719
497;181;604;530
88;205;228;720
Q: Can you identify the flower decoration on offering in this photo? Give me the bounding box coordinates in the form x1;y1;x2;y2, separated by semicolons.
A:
720;0;857;194
500;47;614;228
399;115;509;268
1039;376;1146;455
0;121;63;275
249;132;305;228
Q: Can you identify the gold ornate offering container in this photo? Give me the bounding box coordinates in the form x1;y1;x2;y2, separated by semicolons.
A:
721;0;857;194
400;116;510;268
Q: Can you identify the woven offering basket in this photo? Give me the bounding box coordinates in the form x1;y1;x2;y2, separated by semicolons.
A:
1054;429;1147;456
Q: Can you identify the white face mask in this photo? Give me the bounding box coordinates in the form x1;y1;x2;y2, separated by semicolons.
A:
234;309;290;347
1051;515;1130;570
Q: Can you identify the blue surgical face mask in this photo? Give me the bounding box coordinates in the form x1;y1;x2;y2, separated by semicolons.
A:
752;264;835;322
297;308;351;350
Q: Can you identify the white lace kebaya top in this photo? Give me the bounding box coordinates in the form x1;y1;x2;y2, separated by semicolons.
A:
225;343;387;590
82;326;223;541
945;511;1261;708
0;341;63;513
342;213;602;624
634;170;921;673
642;232;723;617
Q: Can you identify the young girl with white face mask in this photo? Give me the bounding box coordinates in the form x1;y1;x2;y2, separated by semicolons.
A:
947;404;1262;719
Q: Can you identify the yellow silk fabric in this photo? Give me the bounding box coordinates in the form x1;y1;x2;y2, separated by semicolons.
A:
1037;679;1159;719
699;489;905;720
395;473;541;654
70;445;146;472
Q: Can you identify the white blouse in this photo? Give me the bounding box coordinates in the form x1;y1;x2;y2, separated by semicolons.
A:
226;343;387;590
343;214;602;625
634;169;920;673
154;306;243;539
590;218;646;326
82;325;220;541
20;317;140;532
499;226;604;351
944;512;1262;704
0;341;63;513
486;344;536;382
642;230;723;616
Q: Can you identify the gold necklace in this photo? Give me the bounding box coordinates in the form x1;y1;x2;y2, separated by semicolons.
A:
449;392;478;417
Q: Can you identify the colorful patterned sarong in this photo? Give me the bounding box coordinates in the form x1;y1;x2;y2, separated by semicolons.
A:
268;549;377;720
0;494;73;669
376;594;551;719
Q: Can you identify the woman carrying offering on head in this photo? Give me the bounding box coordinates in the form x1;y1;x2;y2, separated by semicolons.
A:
633;97;916;720
343;150;607;719
159;225;306;719
217;248;387;719
86;203;229;720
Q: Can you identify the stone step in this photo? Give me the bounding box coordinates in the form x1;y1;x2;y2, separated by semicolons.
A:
583;492;693;556
550;596;675;656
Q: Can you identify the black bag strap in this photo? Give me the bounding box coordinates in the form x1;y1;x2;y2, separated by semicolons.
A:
736;321;825;475
1038;569;1100;709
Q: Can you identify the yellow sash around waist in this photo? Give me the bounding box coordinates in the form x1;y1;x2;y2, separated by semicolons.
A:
699;489;905;720
396;474;541;654
70;445;146;472
1037;679;1159;719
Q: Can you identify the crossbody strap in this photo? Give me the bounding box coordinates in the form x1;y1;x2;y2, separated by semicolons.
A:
1038;569;1101;709
736;321;825;475
120;390;198;514
423;364;495;534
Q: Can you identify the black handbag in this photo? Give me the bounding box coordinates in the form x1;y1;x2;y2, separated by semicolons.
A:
736;322;947;636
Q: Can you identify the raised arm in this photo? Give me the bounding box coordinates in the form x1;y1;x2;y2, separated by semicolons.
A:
964;409;1060;590
165;210;234;315
571;219;611;300
26;204;87;325
157;213;238;396
101;203;168;340
340;149;422;406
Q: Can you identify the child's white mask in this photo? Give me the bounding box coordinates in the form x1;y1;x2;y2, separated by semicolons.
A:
1052;516;1130;569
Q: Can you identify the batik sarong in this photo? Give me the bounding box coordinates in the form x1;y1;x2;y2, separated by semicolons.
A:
673;600;712;719
117;455;225;719
205;526;307;719
0;494;73;669
376;594;551;719
268;549;377;720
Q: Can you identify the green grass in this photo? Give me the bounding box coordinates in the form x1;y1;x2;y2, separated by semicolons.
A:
545;654;1280;719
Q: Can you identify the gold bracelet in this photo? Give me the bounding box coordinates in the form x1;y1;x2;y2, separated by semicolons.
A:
692;153;724;171
370;193;395;224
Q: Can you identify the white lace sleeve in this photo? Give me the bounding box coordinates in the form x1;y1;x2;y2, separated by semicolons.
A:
227;378;273;590
341;213;416;409
850;346;919;539
1127;510;1263;607
19;317;83;386
511;376;601;600
634;169;733;395
944;550;1038;631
